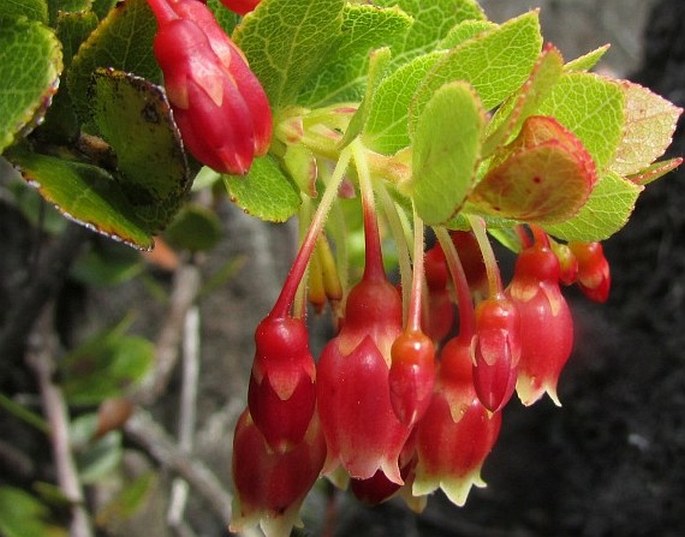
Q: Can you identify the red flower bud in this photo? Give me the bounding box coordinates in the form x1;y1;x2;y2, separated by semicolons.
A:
248;315;316;452
148;0;272;174
389;330;436;427
569;241;611;303
219;0;261;16
471;295;521;412
506;243;574;406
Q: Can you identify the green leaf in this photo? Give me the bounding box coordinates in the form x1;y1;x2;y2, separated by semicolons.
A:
92;0;118;20
340;47;392;146
77;431;123;484
164;204;222;252
223;155;301;222
0;17;62;153
0;486;66;537
564;44;610;72
536;72;625;170
610;81;682;176
2;0;49;23
67;0;160;126
375;0;485;66
90;68;191;233
409;11;543;134
232;0;346;109
297;4;413;107
63;334;154;405
362;50;446;153
438;19;497;49
56;9;100;68
5;145;155;249
543;171;643;241
95;472;157;527
70;241;144;286
410;81;484;225
483;45;565;157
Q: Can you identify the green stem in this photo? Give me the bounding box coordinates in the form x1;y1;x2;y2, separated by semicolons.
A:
435;227;475;339
407;205;425;333
467;215;502;296
270;145;352;319
376;181;412;324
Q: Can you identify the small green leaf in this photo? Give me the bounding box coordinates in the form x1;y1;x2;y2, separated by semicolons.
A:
164;204;222;252
95;472;157;527
564;44;611;72
90;68;191;233
536;72;625;170
70;241;144;286
409;11;543;133
543;171;643;241
375;0;485;66
611;81;682;176
340;47;392;146
232;0;346;109
0;486;65;537
362;50;446;153
92;0;118;20
626;157;682;185
63;335;154;405
410;81;484;225
67;0;160;126
57;9;100;68
77;431;123;484
0;17;62;153
5;145;154;249
3;0;49;23
297;4;413;107
223;155;301;222
483;45;565;157
438;19;497;49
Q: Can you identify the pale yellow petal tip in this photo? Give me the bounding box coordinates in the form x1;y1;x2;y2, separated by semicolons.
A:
229;498;303;537
413;468;485;508
516;376;562;407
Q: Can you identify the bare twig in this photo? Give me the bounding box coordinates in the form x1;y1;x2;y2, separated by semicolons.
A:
25;311;94;537
168;305;201;531
124;409;233;522
133;264;201;405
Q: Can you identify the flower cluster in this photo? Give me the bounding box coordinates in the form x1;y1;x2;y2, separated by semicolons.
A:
228;159;612;536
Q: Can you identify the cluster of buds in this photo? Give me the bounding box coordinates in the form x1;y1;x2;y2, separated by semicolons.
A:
146;0;270;174
227;144;612;534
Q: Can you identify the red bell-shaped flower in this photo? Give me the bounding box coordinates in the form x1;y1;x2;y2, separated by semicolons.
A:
230;409;326;536
471;295;521;412
413;336;502;506
506;242;574;406
317;275;412;484
248;315;316;452
148;0;272;174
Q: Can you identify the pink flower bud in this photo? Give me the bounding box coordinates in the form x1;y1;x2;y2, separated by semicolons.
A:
148;0;272;174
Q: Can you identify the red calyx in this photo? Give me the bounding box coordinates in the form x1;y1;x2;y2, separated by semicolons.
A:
569;241;611;303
